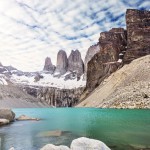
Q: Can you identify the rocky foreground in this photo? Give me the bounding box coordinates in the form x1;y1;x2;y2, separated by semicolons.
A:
9;137;110;150
0;109;110;150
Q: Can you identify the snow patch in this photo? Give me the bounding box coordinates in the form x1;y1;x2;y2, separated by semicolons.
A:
117;59;123;63
11;73;86;89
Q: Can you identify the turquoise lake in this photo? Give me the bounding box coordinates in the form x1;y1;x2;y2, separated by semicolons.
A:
0;108;150;150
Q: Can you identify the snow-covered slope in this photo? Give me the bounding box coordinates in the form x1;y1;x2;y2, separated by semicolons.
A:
0;64;86;89
11;73;86;89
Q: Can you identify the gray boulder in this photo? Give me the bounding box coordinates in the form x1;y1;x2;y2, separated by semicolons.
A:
71;137;111;150
0;109;15;121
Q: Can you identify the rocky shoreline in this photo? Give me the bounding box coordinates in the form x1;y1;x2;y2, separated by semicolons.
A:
9;137;110;150
0;109;110;150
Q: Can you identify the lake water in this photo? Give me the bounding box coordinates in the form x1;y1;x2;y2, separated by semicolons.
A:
0;108;150;150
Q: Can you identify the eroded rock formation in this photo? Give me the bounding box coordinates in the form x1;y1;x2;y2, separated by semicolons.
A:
54;50;68;76
43;57;55;74
68;50;84;77
124;9;150;63
23;86;84;107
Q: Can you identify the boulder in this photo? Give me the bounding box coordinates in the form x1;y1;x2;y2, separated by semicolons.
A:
40;144;70;150
71;137;111;150
16;115;40;121
0;109;15;121
0;118;10;126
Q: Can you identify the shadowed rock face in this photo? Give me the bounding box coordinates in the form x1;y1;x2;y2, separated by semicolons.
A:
68;50;84;77
124;9;150;63
86;28;127;93
43;57;55;74
54;50;68;76
37;87;84;107
83;44;100;80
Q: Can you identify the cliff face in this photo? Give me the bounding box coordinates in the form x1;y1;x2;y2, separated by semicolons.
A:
68;50;84;77
43;57;55;74
54;50;68;76
83;44;100;80
124;9;150;63
78;9;150;108
23;86;84;107
86;28;127;93
45;50;85;79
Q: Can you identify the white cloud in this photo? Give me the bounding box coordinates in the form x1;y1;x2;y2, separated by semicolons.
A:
0;0;147;71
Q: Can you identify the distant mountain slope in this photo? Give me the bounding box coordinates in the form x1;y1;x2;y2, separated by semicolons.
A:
0;83;49;108
77;55;150;108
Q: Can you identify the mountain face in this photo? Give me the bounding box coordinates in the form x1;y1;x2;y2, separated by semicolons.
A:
68;50;84;77
0;56;85;107
86;28;127;93
54;50;68;76
79;9;150;105
43;57;55;74
45;49;85;80
124;9;150;63
83;44;100;80
78;55;150;108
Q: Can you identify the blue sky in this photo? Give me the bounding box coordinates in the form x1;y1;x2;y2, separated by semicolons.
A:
0;0;149;71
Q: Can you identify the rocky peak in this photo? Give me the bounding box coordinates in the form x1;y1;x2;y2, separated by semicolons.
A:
43;57;55;74
68;49;84;77
85;27;127;93
83;43;100;80
124;9;150;63
54;50;68;76
0;62;2;66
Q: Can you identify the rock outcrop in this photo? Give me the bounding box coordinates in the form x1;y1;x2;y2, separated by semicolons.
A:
37;87;84;107
22;85;84;107
86;28;127;93
0;109;15;121
83;44;100;80
68;50;84;77
124;9;150;63
43;57;55;74
54;50;68;76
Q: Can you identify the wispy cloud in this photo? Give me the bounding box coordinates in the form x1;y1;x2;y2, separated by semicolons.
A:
0;0;149;71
